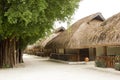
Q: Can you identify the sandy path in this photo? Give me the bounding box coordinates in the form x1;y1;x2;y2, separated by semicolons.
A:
0;54;119;80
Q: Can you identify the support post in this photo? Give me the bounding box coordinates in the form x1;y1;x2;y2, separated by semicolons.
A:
77;49;80;61
103;46;107;56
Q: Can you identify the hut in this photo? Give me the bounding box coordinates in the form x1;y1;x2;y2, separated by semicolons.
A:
24;27;65;56
88;12;120;68
37;27;65;56
45;12;105;61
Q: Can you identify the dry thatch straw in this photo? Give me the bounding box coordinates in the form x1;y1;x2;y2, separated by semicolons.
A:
45;12;105;49
89;12;120;46
40;27;65;48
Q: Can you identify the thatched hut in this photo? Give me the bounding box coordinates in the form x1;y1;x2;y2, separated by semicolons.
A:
45;12;105;61
88;12;120;68
37;27;65;56
24;27;65;56
89;12;120;46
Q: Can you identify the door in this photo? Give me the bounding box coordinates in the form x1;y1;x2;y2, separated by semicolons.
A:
80;48;89;61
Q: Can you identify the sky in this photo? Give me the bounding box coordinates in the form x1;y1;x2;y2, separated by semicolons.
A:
54;0;120;29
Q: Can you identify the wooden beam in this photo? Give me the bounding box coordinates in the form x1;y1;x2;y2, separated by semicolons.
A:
64;49;65;54
77;49;80;61
93;48;96;60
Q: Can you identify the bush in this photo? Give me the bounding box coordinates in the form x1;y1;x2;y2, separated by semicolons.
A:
114;63;120;71
95;60;106;68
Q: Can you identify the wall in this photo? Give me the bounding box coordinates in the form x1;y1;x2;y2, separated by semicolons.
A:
107;46;120;55
96;46;120;56
96;47;104;56
56;49;79;54
55;49;59;53
58;49;64;54
65;49;78;54
65;48;96;61
89;48;96;60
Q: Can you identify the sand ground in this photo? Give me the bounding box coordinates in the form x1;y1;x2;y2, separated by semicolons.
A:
0;54;119;80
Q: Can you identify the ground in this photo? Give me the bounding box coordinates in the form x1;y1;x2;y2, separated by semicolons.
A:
0;54;120;80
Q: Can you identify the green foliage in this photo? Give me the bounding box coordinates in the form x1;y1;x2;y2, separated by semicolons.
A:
0;0;80;49
95;60;107;68
114;63;120;71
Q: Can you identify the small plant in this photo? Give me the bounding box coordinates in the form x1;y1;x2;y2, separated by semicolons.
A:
95;60;106;68
114;63;120;71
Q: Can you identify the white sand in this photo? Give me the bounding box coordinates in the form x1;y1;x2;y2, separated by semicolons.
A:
0;54;119;80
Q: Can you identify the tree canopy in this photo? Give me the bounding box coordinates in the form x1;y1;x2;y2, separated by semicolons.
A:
0;0;80;49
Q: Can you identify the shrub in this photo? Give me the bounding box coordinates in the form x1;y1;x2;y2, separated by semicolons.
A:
95;60;106;68
114;63;120;71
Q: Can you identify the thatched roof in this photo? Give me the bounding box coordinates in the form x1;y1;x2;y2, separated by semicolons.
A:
89;12;120;46
54;26;65;33
45;12;105;49
40;27;65;48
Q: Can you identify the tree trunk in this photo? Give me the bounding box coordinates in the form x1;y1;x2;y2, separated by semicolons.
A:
19;49;23;63
0;38;23;68
16;39;23;63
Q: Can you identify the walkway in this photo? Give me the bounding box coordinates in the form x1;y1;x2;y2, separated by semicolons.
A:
0;54;119;80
